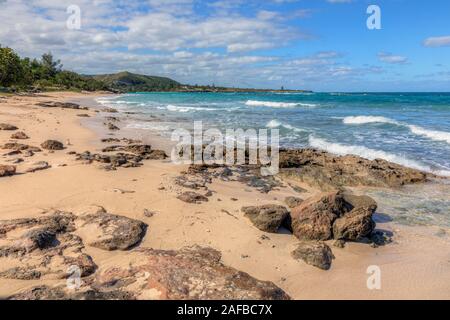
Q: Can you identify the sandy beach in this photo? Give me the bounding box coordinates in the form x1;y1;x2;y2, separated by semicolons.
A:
0;92;449;300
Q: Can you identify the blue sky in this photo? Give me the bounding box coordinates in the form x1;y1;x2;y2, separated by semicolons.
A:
1;0;449;91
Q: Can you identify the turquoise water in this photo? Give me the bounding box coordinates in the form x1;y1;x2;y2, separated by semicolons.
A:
97;92;450;176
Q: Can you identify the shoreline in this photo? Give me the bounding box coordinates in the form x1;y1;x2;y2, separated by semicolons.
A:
0;91;449;299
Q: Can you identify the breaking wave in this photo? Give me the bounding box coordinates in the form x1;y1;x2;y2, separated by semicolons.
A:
245;100;316;108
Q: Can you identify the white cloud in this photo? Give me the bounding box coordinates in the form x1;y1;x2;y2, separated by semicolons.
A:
378;52;408;64
423;36;450;47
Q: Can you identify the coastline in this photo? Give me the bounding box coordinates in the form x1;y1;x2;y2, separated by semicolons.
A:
0;91;449;299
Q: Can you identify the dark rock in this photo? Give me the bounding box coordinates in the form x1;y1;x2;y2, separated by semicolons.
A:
284;196;303;208
107;123;120;131
291;241;334;270
0;165;16;177
36;102;86;110
291;192;348;241
77;114;90;117
21;228;57;250
241;205;289;233
177;191;209;204
11;131;29;139
0;123;18;130
79;212;147;251
333;208;376;241
102;107;118;113
41;140;64;150
2;143;41;152
333;239;346;248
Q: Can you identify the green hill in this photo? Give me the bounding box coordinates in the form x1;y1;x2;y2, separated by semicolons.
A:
92;72;181;93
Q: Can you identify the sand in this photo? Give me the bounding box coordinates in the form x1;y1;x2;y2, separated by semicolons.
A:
0;92;449;299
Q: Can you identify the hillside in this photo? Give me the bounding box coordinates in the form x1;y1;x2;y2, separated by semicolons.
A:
92;72;181;93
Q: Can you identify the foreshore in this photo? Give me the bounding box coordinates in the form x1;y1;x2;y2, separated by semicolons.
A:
0;92;449;299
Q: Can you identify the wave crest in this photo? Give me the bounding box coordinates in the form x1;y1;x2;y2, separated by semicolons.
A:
245;100;316;108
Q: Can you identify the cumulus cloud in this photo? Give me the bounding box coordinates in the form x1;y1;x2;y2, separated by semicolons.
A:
377;52;408;64
423;36;450;47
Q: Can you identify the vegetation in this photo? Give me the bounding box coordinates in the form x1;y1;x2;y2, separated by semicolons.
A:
92;72;180;93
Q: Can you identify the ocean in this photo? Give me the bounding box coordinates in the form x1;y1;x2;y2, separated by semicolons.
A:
97;92;450;177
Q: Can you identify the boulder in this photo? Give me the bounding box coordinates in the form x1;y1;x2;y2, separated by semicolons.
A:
0;123;18;130
41;140;64;150
78;212;147;251
2;143;41;152
291;241;335;270
11;131;29;139
241;205;289;233
333;207;376;241
284;196;303;208
0;165;16;177
177;191;209;204
290;192;348;241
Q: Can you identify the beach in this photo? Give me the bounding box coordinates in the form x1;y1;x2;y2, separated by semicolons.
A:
0;91;449;300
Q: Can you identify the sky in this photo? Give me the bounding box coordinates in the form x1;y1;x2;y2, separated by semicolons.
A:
0;0;449;92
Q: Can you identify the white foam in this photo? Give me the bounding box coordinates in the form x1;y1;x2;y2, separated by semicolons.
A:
245;100;316;108
166;104;216;113
308;136;434;173
266;120;306;132
342;116;399;125
407;125;450;144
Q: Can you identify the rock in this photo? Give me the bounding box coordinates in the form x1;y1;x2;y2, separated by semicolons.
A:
11;131;29;139
241;205;289;233
78;212;147;251
333;239;346;248
284;196;303;208
291;192;348;241
342;193;378;212
21;228;57;250
0;165;16;177
279;148;429;189
107;123;120;131
9;246;290;300
333;207;376;241
0;123;18;130
36;102;86;110
77;114;90;117
147;149;168;160
26;161;51;173
2;143;41;152
291;241;334;270
102;107;118;113
177;191;209;204
41;140;64;150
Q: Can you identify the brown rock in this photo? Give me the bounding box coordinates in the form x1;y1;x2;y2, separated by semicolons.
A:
0;123;18;130
177;191;209;204
26;161;51;173
78;212;147;251
11;131;29;139
0;165;16;177
291;241;334;270
41;140;64;150
333;207;376;241
291;192;348;241
241;205;289;233
2;143;41;152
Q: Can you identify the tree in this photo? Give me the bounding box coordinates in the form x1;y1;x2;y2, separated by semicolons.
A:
40;52;62;79
0;45;24;87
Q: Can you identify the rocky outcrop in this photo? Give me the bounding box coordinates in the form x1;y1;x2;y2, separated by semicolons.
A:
107;123;120;131
0;123;18;130
291;241;334;270
241;205;289;233
36;101;87;110
177;191;209;204
0;211;96;280
0;165;16;177
290;191;377;241
11;131;29;139
279;149;429;189
41;140;64;150
9;246;290;300
78;211;147;251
